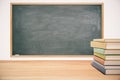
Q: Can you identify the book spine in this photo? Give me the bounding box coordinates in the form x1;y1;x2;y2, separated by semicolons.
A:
94;52;105;60
91;61;105;74
91;41;106;49
94;48;104;54
94;56;105;65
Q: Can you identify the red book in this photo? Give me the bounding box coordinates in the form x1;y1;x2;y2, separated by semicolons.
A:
94;56;120;65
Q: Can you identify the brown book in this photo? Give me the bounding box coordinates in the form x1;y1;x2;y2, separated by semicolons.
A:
91;41;120;49
94;56;120;65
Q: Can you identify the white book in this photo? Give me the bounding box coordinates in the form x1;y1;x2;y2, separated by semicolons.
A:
93;39;120;43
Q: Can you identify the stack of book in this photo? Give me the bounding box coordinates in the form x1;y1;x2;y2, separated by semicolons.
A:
91;39;120;74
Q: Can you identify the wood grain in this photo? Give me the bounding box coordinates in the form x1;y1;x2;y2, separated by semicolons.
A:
0;60;119;80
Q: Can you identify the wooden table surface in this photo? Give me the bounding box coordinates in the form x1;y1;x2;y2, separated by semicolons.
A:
0;60;119;80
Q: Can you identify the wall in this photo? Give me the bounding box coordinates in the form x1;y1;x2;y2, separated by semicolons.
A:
104;0;120;38
0;0;120;60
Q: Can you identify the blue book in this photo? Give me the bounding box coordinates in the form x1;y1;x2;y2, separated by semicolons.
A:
91;60;120;74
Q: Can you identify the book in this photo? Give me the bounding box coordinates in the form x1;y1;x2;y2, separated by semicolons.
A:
94;52;120;60
93;39;120;43
94;48;120;54
91;41;120;49
91;60;120;74
94;56;120;65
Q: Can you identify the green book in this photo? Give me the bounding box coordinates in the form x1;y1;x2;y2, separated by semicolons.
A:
94;48;104;54
94;48;120;54
94;52;120;60
94;52;105;59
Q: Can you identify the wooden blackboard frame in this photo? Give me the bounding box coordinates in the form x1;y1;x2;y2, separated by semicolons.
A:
10;2;104;57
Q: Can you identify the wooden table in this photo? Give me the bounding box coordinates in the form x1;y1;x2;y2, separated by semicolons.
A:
0;60;119;80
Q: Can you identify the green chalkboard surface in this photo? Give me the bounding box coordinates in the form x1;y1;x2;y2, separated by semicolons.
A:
12;4;102;55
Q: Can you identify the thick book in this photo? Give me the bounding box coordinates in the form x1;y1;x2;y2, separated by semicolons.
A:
91;60;120;74
94;48;120;54
93;39;120;43
94;52;120;60
94;56;120;65
91;41;120;49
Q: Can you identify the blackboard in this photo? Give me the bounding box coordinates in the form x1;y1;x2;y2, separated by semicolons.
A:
12;4;102;55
